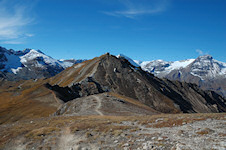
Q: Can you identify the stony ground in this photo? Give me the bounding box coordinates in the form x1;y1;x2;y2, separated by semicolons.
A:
0;113;225;150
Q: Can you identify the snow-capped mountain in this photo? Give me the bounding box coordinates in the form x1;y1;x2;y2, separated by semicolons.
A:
136;55;226;80
189;55;226;79
134;59;196;77
59;59;85;68
0;46;83;80
120;54;226;97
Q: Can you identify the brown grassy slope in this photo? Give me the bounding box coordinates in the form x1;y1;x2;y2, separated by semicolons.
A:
0;79;59;124
49;56;101;87
109;92;159;113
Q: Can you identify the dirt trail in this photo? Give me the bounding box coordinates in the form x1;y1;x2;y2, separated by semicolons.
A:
92;95;104;116
51;91;61;106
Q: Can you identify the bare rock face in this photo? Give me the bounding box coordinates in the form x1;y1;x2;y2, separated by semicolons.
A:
47;54;226;113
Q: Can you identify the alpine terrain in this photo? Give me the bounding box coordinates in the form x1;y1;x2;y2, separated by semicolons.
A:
0;51;225;150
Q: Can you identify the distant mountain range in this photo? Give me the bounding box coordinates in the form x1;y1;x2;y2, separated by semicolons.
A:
0;46;84;80
0;46;225;98
134;55;225;80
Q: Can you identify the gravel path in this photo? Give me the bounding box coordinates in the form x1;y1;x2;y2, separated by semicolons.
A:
92;95;104;116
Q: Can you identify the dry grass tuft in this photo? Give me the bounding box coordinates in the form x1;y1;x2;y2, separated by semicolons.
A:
109;92;157;112
196;128;215;135
25;127;61;139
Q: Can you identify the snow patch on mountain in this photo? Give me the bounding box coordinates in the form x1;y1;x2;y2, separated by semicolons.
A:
59;59;85;68
59;61;74;68
2;53;22;72
135;59;195;75
168;59;195;70
20;49;59;66
190;55;226;79
117;54;140;67
215;60;226;76
11;67;22;74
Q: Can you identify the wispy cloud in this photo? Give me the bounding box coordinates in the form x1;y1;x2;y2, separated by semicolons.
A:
103;0;170;18
196;49;208;56
0;0;35;44
1;40;24;45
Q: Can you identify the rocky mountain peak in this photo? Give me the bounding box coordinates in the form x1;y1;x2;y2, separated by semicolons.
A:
190;55;225;80
48;53;226;113
193;55;214;67
18;48;33;55
0;46;7;53
197;55;213;60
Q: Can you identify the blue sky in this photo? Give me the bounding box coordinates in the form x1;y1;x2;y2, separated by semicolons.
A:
0;0;225;61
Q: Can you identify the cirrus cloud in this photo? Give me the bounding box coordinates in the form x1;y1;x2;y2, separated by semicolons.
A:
103;0;170;18
0;0;36;44
196;49;209;56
